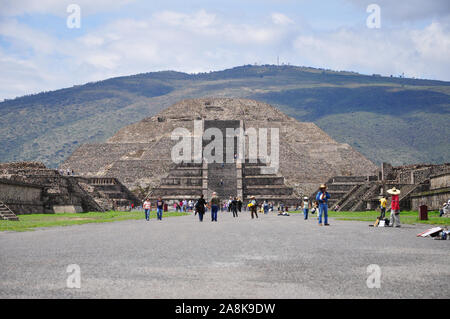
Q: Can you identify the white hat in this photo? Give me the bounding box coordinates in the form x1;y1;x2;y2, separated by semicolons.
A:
303;196;308;200
387;187;401;195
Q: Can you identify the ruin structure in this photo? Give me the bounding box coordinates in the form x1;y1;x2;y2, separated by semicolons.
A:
323;163;450;212
0;162;139;220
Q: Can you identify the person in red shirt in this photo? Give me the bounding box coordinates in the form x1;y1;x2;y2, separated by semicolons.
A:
387;187;401;227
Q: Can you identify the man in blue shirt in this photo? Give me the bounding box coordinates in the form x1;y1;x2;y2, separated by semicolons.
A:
315;184;331;226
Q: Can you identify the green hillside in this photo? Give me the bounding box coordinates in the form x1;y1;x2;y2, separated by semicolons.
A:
0;65;449;167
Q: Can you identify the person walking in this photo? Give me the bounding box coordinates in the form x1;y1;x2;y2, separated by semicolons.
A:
156;197;164;221
195;194;207;222
143;198;151;221
387;187;401;227
249;196;258;219
316;184;331;226
302;196;310;220
263;200;269;214
231;197;239;218
210;192;220;222
237;197;242;213
379;196;387;219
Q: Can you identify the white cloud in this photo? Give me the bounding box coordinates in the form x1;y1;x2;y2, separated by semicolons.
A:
154;9;216;29
293;22;450;79
0;0;135;17
272;13;294;26
0;6;449;101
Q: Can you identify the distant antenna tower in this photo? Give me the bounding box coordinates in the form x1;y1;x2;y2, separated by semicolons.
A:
277;56;280;66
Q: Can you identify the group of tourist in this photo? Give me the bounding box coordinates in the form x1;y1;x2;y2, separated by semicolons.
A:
173;199;196;212
140;184;410;227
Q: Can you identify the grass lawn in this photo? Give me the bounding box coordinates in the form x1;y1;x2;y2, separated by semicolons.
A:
0;211;188;232
290;210;450;226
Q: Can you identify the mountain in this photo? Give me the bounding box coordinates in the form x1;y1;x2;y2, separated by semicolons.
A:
1;65;449;168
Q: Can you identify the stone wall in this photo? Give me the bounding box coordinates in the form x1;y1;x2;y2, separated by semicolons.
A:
430;173;450;190
0;162;103;214
394;164;450;184
0;179;44;214
411;189;450;211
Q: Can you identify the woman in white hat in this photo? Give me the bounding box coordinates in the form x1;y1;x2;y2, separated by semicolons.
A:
387;187;401;227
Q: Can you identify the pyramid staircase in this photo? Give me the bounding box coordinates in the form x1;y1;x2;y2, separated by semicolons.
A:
148;162;204;201
0;201;19;221
242;158;297;205
146;120;298;205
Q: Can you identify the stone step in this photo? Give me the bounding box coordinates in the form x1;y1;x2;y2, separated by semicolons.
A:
0;202;19;221
245;185;292;189
155;185;202;189
245;187;294;195
244;195;298;199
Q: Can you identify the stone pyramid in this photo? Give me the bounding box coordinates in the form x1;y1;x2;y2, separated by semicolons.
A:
62;98;378;202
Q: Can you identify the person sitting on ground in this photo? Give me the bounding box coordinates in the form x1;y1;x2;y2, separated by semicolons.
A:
441;200;450;217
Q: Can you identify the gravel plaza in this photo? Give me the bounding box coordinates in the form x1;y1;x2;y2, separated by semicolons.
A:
1;212;449;299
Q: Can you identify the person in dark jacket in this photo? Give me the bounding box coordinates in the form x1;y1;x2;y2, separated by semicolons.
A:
237;197;242;212
195;194;206;222
231;197;239;218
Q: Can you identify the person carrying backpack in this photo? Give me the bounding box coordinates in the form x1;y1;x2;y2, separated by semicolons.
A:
195;194;206;222
249;196;258;219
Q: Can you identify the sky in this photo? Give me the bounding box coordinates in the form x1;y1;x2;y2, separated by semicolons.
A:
0;0;449;101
